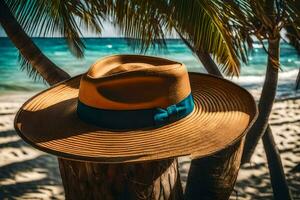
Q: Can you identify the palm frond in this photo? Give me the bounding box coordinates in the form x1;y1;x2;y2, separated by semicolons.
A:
109;0;168;52
283;0;300;90
109;0;250;76
18;52;43;82
169;0;245;76
5;0;105;57
285;25;300;53
284;0;300;53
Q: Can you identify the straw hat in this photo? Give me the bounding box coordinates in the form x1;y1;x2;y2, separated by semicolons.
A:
14;55;257;163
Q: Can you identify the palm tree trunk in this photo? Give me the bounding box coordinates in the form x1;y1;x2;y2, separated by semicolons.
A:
241;37;293;199
242;37;280;163
195;51;223;77
176;30;223;77
296;68;300;90
179;33;246;199
0;0;70;86
58;158;184;200
263;125;293;200
180;32;292;199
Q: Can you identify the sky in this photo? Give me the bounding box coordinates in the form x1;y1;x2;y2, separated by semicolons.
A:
0;21;122;37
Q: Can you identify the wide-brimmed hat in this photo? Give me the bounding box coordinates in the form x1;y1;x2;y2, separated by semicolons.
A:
14;55;257;163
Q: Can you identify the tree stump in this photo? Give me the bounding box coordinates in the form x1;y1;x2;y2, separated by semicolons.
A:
58;158;184;200
185;137;245;200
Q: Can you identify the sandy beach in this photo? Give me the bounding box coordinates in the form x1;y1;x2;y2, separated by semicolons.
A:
0;92;299;200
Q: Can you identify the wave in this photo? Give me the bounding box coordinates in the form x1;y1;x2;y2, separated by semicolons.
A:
230;69;299;85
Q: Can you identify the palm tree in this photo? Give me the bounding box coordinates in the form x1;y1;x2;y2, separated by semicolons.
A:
2;0;297;199
217;1;300;199
221;0;300;162
167;2;297;199
107;1;252;199
113;0;299;166
1;0;250;198
109;0;247;77
0;0;70;85
0;0;106;85
1;0;246;83
107;1;297;199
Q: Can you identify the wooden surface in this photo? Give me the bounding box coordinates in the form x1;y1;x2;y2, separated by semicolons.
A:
58;158;183;200
58;137;246;200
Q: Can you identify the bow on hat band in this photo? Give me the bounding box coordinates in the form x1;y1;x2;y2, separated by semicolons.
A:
77;94;194;130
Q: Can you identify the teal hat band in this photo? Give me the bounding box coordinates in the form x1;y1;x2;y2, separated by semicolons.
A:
77;94;194;130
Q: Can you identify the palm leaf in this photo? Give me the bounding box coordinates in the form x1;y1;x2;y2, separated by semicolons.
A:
170;0;244;76
284;0;300;53
109;0;248;76
5;0;105;57
18;53;41;82
109;0;168;52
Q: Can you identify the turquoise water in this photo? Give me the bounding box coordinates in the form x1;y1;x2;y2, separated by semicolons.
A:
0;37;299;97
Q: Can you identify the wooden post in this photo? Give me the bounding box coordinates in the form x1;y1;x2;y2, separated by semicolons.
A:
185;137;245;200
58;158;183;200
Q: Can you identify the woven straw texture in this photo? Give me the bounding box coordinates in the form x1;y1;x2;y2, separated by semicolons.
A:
14;73;257;163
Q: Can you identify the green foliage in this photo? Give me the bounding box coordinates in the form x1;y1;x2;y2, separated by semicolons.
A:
4;0;109;80
5;0;106;58
18;53;41;81
109;0;168;52
216;0;300;87
217;0;300;49
6;0;299;80
5;0;251;77
170;0;244;76
108;0;247;76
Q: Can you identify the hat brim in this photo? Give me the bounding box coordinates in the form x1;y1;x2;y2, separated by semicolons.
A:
14;73;257;163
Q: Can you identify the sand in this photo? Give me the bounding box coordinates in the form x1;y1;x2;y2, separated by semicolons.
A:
0;92;299;200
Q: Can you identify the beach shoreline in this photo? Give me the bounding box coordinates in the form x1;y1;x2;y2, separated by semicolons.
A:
0;92;299;199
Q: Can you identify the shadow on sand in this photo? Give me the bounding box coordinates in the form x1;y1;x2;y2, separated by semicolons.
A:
0;130;63;199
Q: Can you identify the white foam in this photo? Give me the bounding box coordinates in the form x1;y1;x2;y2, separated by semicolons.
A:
229;69;299;85
252;43;263;49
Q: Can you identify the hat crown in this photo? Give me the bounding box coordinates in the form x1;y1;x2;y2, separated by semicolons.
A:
78;55;191;110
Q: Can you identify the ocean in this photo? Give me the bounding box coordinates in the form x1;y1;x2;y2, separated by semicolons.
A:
0;37;299;99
